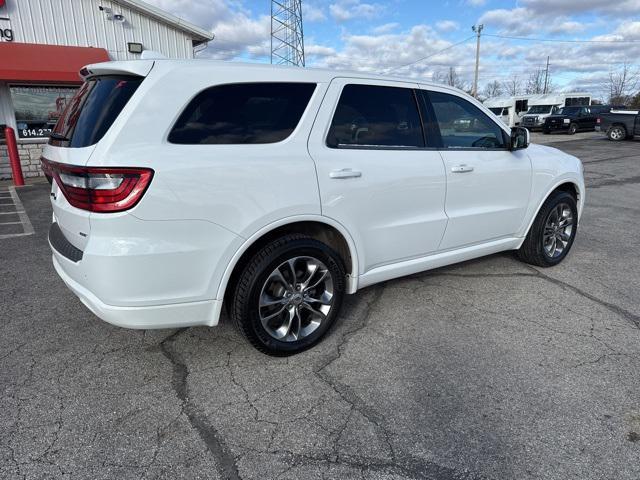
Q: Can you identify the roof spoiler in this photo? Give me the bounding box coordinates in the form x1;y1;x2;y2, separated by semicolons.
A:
79;60;155;80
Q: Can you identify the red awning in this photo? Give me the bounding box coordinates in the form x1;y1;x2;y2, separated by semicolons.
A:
0;43;110;84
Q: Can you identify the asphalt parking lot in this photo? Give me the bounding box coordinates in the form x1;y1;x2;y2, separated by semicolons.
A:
2;132;639;480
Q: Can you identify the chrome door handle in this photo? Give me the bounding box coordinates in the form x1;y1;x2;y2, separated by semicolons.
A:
329;168;362;179
451;165;474;173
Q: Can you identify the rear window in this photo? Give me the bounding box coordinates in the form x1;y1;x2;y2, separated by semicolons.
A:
50;76;142;148
168;82;316;145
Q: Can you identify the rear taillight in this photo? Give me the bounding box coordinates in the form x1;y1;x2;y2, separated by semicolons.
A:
41;158;153;213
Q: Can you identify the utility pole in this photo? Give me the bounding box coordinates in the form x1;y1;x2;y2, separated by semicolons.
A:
543;56;550;94
472;24;483;98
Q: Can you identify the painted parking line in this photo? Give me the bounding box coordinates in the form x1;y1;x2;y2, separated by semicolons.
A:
0;186;35;239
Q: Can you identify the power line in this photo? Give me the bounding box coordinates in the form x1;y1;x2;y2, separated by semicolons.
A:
485;34;640;44
385;35;475;73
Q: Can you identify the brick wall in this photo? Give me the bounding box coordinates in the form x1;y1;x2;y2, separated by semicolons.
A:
0;141;46;180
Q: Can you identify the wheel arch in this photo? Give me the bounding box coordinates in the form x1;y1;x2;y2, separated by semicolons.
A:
218;216;360;305
518;180;582;248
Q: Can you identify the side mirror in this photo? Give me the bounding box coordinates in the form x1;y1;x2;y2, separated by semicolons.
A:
510;126;530;150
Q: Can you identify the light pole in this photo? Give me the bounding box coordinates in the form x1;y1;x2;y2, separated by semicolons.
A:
472;24;483;98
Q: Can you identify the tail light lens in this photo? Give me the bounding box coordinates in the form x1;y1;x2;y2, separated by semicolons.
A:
41;158;153;213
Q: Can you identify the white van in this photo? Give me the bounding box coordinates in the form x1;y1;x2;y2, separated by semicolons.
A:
485;93;591;128
520;93;591;130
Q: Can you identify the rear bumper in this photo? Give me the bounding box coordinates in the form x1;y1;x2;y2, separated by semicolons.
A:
53;254;222;329
48;213;242;329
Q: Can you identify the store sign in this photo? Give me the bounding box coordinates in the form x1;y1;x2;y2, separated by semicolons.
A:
1;0;14;42
0;28;13;42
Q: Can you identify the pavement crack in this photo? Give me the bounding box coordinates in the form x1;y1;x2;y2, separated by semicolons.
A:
160;329;242;480
527;266;640;330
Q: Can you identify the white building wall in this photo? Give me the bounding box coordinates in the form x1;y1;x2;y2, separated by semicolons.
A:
1;0;195;60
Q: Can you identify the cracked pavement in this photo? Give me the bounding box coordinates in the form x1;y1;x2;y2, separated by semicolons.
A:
1;133;639;479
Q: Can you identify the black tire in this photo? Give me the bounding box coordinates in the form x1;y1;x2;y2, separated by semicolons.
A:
543;129;550;135
516;190;578;268
607;125;626;141
231;234;346;356
567;123;578;135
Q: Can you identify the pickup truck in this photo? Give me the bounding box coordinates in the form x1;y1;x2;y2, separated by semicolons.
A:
596;110;640;141
543;106;600;135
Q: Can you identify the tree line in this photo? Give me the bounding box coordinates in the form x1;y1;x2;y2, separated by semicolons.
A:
434;63;639;108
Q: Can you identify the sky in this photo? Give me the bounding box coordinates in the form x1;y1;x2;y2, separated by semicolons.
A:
145;0;640;99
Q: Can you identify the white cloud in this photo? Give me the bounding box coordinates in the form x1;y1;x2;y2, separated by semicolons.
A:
435;20;460;32
144;0;268;60
371;22;400;34
329;0;383;22
521;0;640;17
303;3;327;22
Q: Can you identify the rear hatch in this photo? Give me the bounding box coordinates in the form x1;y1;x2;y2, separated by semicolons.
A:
43;61;153;251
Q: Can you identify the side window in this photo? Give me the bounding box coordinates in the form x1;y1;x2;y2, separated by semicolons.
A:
428;91;507;149
168;82;316;144
515;99;528;114
327;84;424;148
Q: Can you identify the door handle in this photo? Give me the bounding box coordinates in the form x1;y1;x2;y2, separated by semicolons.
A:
329;168;362;179
451;165;474;173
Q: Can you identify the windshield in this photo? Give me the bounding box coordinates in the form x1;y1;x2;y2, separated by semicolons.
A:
527;105;553;114
557;106;581;116
50;76;142;148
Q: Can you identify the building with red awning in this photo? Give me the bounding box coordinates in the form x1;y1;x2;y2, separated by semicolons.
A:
0;0;213;180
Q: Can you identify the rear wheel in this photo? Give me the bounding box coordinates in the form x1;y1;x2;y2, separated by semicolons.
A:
568;123;578;135
517;191;578;267
231;234;345;356
607;125;626;141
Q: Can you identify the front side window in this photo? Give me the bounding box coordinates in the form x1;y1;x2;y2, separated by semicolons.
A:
327;84;424;148
428;91;506;149
168;83;316;145
10;86;78;139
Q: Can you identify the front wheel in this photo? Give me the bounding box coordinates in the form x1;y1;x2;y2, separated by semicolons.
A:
568;123;578;135
231;234;346;356
516;191;578;267
607;126;626;141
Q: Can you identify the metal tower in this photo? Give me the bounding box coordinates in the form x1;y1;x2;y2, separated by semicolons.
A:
271;0;305;67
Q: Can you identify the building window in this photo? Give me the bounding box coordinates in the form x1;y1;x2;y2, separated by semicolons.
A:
9;86;79;139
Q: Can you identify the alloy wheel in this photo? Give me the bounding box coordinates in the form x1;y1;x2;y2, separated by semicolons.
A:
258;256;334;342
543;203;574;258
610;127;624;140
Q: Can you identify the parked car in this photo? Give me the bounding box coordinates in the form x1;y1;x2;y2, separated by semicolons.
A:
42;60;585;355
596;110;640;141
543;105;604;134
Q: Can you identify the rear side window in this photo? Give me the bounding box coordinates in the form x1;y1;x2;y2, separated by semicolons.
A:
168;83;316;144
327;84;424;148
50;76;142;148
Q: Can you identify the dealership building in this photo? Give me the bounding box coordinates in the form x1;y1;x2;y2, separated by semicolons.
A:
0;0;213;180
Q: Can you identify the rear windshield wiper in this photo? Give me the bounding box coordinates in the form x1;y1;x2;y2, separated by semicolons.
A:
49;132;70;141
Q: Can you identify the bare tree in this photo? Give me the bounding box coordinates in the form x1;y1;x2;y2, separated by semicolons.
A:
434;67;469;91
525;68;546;94
483;80;503;99
603;63;639;105
502;76;522;96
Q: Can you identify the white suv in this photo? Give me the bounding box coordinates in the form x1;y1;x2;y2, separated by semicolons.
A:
43;60;585;355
